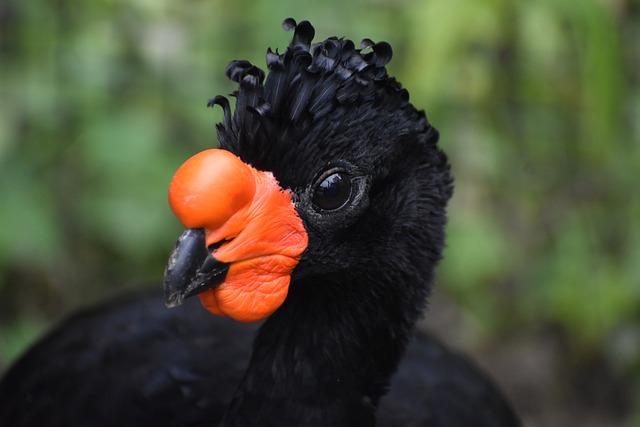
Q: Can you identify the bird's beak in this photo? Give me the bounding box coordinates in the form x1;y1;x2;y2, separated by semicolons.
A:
164;228;230;308
163;149;308;322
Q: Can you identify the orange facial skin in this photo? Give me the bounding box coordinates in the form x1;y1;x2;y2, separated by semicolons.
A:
168;149;308;322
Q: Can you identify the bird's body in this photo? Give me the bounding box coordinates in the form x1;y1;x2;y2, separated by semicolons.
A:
0;19;520;426
0;291;517;426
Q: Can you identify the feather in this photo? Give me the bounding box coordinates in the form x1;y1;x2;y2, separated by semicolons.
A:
213;18;436;173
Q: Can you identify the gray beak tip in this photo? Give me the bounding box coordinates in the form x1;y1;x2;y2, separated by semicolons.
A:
163;228;230;307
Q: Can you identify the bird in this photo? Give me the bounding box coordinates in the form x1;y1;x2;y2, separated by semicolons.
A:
0;18;520;427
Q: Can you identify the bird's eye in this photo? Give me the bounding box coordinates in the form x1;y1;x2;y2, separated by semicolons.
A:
313;172;352;211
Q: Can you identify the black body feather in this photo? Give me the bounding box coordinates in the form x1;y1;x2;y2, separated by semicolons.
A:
0;292;518;426
0;19;520;426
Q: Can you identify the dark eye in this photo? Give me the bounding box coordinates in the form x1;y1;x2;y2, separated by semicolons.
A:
313;172;352;211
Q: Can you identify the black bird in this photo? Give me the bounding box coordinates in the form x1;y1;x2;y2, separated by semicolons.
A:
0;19;520;426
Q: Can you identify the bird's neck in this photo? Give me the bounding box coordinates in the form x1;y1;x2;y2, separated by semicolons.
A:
222;275;426;426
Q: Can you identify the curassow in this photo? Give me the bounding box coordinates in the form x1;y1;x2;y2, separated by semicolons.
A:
0;19;520;426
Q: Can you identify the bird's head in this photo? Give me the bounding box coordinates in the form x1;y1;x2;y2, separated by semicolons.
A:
164;19;453;322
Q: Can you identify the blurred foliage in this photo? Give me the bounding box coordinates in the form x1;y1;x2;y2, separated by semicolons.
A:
0;0;639;423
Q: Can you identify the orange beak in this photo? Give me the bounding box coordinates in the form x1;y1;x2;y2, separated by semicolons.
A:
163;149;308;322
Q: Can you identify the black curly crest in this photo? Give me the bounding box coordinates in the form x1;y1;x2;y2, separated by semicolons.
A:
208;18;426;169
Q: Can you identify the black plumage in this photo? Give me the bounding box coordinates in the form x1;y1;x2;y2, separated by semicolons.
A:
0;19;520;426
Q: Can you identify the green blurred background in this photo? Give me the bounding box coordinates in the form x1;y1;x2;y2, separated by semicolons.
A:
0;0;638;425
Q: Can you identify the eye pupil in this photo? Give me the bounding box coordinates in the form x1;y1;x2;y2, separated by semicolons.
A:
313;172;351;210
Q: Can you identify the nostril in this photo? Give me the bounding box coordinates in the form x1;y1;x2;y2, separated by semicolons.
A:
208;239;232;253
208;242;223;253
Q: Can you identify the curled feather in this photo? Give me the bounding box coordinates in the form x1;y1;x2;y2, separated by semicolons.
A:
210;18;434;169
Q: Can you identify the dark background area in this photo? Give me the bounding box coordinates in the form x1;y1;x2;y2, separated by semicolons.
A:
0;1;638;425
